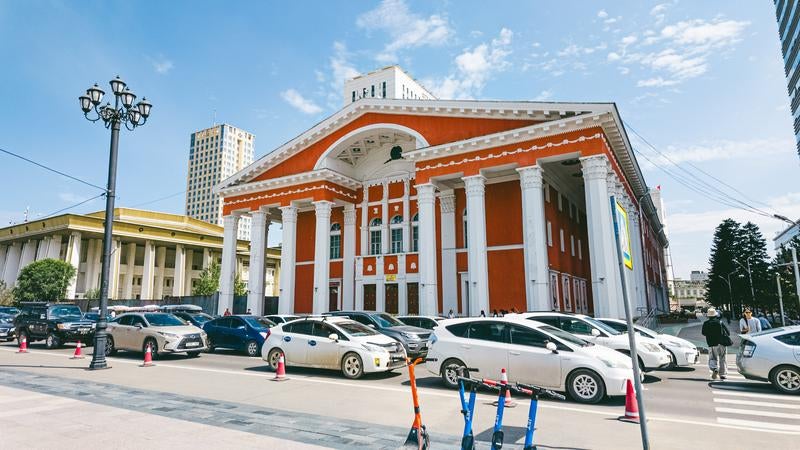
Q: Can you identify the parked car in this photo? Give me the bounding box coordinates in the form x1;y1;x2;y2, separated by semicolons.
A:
264;314;302;324
161;305;215;328
737;326;800;395
326;311;430;358
82;312;113;322
262;317;407;379
14;302;95;349
105;312;206;358
510;312;672;371
597;318;699;368
0;306;20;317
396;315;443;330
203;315;276;356
426;317;634;403
0;313;16;341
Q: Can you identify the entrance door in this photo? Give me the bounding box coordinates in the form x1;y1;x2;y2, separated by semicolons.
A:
329;283;340;312
407;283;419;315
460;273;470;317
385;284;398;314
364;284;376;311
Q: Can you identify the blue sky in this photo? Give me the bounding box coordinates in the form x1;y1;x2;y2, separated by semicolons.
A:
1;0;798;278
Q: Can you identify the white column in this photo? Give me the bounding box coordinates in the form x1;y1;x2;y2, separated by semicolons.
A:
416;183;439;316
342;204;356;310
154;246;167;299
48;235;63;259
85;239;99;290
581;155;620;318
173;244;186;297
141;240;156;299
184;248;194;296
248;210;268;315
1;243;21;286
360;186;368;255
278;206;297;314
36;237;50;261
219;214;241;314
398;254;408;315
464;175;490;316
123;242;136;299
202;248;211;269
110;239;122;299
402;180;411;253
312;201;333;314
518;166;550;311
381;182;390;254
18;240;37;275
0;245;7;279
355;259;364;310
439;190;458;314
65;233;81;298
630;204;648;313
375;256;385;311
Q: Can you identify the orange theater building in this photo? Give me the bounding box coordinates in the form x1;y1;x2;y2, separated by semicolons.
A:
214;66;669;319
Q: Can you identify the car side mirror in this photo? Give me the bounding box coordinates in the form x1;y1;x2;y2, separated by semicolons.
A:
591;328;601;337
546;341;558;353
328;333;339;342
135;324;143;329
368;324;375;328
40;314;46;320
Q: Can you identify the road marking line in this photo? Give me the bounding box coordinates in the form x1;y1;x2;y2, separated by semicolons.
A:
717;417;800;432
715;407;800;420
714;398;799;409
712;389;800;402
0;398;76;418
651;415;799;435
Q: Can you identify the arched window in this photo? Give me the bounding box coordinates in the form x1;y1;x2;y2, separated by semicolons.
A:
330;223;341;259
369;217;382;255
462;209;468;248
411;213;419;252
390;215;403;253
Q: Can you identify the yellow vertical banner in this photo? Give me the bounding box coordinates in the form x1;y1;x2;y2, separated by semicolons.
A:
614;200;634;270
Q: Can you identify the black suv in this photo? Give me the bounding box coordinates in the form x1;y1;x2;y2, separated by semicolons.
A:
14;302;95;349
325;311;431;358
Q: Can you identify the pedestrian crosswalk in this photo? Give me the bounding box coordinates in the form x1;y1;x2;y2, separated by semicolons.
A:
711;377;800;434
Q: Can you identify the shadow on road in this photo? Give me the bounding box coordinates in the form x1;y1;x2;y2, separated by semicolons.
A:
242;364;405;381
0;364;86;370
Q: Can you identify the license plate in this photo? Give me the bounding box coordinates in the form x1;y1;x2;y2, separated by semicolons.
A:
0;332;6;337
185;342;200;347
80;329;90;334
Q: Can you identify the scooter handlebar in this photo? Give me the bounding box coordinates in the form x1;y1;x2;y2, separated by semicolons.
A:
515;382;566;401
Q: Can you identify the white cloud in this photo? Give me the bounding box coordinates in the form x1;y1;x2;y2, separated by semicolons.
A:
280;89;322;114
148;55;174;74
621;35;637;46
636;77;679;87
357;0;453;63
657;138;794;164
323;41;361;107
534;90;553;101
661;19;748;49
619;66;630;75
597;10;608;19
607;52;621;62
58;192;89;203
650;3;669;24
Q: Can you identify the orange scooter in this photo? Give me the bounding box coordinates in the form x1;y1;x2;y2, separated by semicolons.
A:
401;357;431;449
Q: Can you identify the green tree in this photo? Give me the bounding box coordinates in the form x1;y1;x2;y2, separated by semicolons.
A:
84;287;101;300
773;236;800;318
739;222;773;311
0;281;14;306
13;259;76;303
191;262;248;296
705;219;744;310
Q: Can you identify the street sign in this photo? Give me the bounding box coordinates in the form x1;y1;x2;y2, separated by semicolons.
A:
613;200;634;270
385;274;397;282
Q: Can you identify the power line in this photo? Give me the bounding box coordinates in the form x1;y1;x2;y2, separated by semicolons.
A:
127;189;186;208
0;147;107;192
37;193;106;221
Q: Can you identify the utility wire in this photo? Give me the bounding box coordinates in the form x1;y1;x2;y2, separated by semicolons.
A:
127;189;186;208
0;147;107;192
36;193;106;221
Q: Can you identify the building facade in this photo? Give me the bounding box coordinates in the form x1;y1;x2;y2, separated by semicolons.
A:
214;70;669;319
774;0;800;157
672;271;709;310
0;209;280;301
650;186;675;303
186;124;255;239
344;66;436;106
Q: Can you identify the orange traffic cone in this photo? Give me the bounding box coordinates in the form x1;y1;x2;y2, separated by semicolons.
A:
618;379;640;423
71;341;84;359
272;354;288;381
140;343;154;367
492;368;516;408
17;336;28;353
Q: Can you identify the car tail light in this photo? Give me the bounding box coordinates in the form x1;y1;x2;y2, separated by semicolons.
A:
741;341;756;358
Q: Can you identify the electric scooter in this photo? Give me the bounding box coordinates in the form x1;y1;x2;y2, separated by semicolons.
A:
401;357;431;450
455;366;482;450
515;382;566;450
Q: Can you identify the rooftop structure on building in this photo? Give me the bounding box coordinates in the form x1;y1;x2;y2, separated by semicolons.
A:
344;65;436;106
774;0;800;158
186;123;255;240
690;270;708;282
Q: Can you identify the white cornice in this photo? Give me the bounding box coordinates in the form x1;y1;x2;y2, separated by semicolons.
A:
215;168;361;197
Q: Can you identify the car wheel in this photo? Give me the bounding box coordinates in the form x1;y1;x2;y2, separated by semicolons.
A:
341;352;364;379
143;338;159;360
186;351;201;358
206;337;215;353
440;358;466;389
770;365;800;395
45;332;61;349
567;369;606;404
245;340;259;357
267;348;283;371
104;336;117;356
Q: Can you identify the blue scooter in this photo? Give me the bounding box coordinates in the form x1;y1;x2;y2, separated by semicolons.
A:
455;366;482;450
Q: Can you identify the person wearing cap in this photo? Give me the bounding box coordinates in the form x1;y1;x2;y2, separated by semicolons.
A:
739;308;761;334
701;307;731;380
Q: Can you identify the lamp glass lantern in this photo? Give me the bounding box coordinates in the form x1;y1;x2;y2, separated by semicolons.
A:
120;88;136;108
129;108;142;125
110;76;126;95
137;98;152;118
87;84;104;105
79;95;92;113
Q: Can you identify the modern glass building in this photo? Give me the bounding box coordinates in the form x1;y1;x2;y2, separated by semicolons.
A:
775;0;800;157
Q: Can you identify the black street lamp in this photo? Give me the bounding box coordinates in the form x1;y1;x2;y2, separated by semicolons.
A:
79;75;151;370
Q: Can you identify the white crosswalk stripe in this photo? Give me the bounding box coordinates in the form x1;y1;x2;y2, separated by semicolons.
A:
712;386;800;434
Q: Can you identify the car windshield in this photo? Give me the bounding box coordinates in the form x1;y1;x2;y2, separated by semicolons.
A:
0;314;13;324
633;325;657;339
540;325;591;347
243;316;275;329
49;305;83;319
144;314;185;326
337;321;379;336
372;313;404;328
0;307;19;315
190;313;213;325
582;316;621;335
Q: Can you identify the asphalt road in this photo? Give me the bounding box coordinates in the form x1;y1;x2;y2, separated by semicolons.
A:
1;340;798;449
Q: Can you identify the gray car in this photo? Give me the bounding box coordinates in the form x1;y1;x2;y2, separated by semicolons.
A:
325;311;430;358
737;325;800;395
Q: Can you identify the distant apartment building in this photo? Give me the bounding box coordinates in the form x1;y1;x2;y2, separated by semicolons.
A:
672;271;708;310
344;65;436;105
186;124;254;240
774;0;800;157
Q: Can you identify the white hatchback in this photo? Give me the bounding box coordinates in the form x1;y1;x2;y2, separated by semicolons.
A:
426;317;635;403
737;326;800;394
262;317;407;379
597;318;699;368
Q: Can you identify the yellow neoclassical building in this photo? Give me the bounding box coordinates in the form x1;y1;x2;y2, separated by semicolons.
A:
0;208;280;300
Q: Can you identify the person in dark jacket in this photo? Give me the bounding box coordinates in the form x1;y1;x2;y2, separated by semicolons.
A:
701;307;729;380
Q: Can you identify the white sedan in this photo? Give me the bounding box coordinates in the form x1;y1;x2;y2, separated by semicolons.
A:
262;317;407;379
737;326;800;395
597;318;699;368
426;317;635;404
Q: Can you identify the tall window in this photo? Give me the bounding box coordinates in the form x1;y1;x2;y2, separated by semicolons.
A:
463;209;468;248
330;223;341;259
411;213;419;252
369;218;382;255
382;81;387;98
390;215;403;253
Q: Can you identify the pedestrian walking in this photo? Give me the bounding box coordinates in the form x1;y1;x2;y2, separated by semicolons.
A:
492;309;499;317
479;310;486;317
447;309;454;319
739;308;761;334
223;308;231;317
701;307;731;381
757;313;771;330
246;308;252;315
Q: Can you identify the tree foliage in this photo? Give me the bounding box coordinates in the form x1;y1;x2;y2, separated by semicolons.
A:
0;281;14;306
84;287;101;300
13;259;76;303
191;262;247;296
774;236;800;318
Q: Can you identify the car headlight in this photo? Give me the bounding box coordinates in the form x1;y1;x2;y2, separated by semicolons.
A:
641;343;661;353
362;343;387;353
158;332;180;339
400;332;419;340
259;332;267;339
599;357;630;369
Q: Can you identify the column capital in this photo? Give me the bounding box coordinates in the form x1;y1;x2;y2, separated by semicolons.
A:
517;165;543;190
439;190;456;214
279;205;298;224
415;183;437;204
580;154;609;181
313;200;334;218
250;210;268;221
344;204;357;225
222;214;241;227
463;175;486;196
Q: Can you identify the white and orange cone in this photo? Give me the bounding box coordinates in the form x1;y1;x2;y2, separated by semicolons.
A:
140;343;155;367
70;341;84;359
272;354;288;381
17;336;28;353
492;368;516;408
618;379;640;423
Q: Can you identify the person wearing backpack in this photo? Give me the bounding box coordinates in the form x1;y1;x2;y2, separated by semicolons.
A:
701;307;732;380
